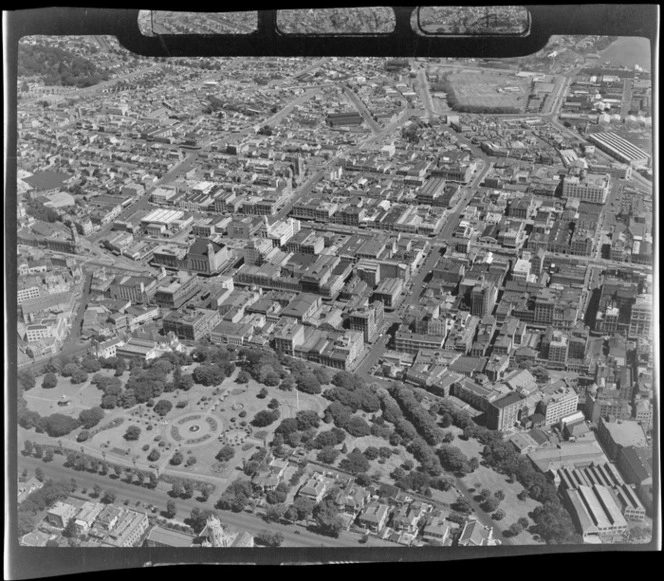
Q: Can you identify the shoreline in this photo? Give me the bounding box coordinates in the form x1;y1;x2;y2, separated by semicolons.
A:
597;36;651;72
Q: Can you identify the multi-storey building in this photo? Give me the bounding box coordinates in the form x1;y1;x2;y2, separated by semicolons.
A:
162;308;221;342
186;238;231;275
395;329;445;355
272;321;306;356
154;272;200;310
109;275;157;305
486;392;528;431
17;285;41;304
470;281;497;317
100;509;149;548
539;385;579;426
372;277;404;309
548;330;569;365
349;301;384;343
562;172;610;204
25;316;66;343
628;296;652;339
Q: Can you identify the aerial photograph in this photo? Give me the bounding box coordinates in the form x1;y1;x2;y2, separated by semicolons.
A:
10;7;656;555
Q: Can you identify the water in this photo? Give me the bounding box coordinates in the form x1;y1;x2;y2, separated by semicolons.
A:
598;36;652;71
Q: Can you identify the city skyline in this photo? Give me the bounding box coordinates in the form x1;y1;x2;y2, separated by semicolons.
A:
6;9;657;570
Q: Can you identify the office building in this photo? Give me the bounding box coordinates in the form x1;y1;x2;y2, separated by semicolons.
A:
562;172;610;204
162;307;221;342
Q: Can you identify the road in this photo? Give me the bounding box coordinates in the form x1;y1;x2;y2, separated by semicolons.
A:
17;454;398;548
65;272;93;343
415;66;437;120
340;84;382;134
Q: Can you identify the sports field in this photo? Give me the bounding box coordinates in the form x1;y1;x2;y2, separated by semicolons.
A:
446;72;530;112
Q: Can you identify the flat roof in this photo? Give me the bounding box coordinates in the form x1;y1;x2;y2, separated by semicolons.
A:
147;526;194;547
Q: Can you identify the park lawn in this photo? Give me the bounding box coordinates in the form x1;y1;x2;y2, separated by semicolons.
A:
461;463;540;544
318;432;416;482
24;377;102;418
444;427;484;459
446;72;530;111
442;426;540;544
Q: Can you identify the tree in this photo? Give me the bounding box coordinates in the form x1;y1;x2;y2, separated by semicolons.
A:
18;512;36;536
216;445;235;462
452;497;472;513
236;370;250;384
266;482;289;505
23;440;34;456
279;376;295;391
257;387;268;399
42;414;81;437
312;367;330;385
70;369;89;385
518;517;530;530
438;445;470;473
267;398;280;410
18;368;36;390
92;484;102;498
80;356;101;373
479;488;492;502
507;522;523;536
344;416;371;437
166;499;177;518
364;446;379;461
264;504;286;523
251;409;280;427
79;406;105;429
170;451;184;466
101;490;116;504
34;467;44;482
442;432;455;443
317;446;341;464
101;394;118;409
183;482;194;498
43;448;54;462
339;450;370;474
216;479;253;513
494;490;506;501
481;497;501;513
42;372;58;389
124;425;141;441
148;449;161;462
193;364;225;386
154;399;173;417
296;373;321;395
313;498;344;538
62;518;78;538
290;496;315;521
256;530;284;547
493;509;506;521
296;410;320;430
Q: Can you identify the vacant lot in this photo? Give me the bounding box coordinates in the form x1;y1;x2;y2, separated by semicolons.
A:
446;72;530;112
